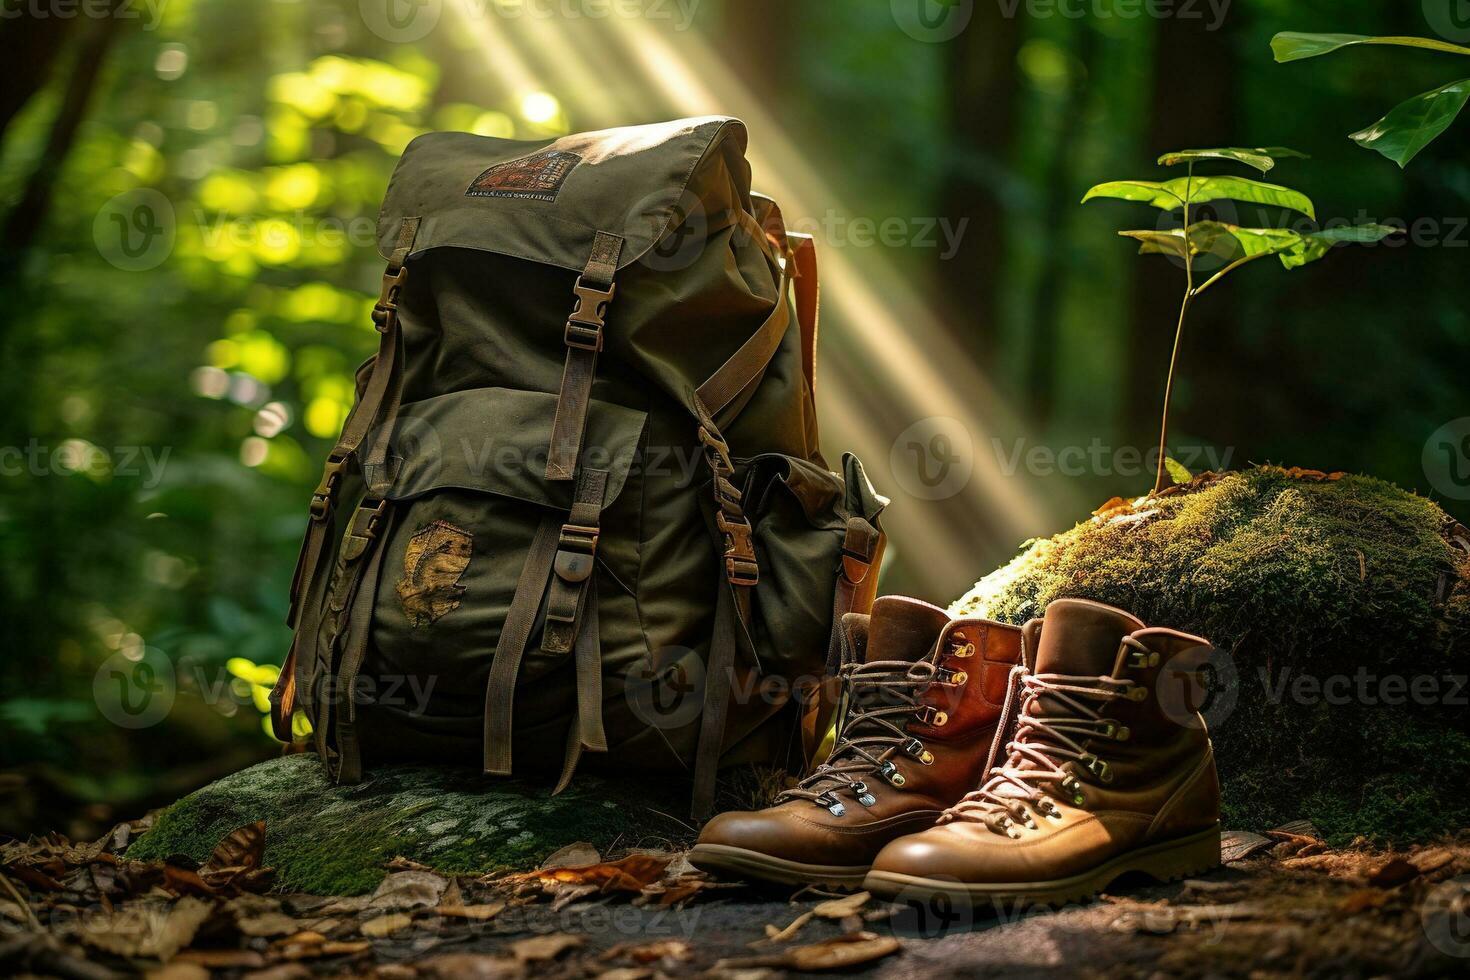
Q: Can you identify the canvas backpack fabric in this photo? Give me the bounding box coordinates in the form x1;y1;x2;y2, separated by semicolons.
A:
268;116;888;817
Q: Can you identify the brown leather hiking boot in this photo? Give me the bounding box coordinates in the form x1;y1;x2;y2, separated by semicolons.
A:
688;596;1027;888
864;598;1221;906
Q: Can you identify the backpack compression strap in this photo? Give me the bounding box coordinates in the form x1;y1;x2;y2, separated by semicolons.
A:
271;216;419;742
545;232;625;481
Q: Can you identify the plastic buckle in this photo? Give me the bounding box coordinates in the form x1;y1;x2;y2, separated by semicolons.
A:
351;499;388;540
558;523;600;556
698;425;734;475
309;457;347;522
372;266;409;332
564;320;603;352
716;511;759;587
569;276;615;330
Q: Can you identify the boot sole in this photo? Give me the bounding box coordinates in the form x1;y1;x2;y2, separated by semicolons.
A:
863;823;1222;907
687;843;869;889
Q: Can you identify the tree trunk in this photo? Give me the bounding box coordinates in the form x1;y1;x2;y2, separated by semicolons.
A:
0;2;79;142
937;4;1022;366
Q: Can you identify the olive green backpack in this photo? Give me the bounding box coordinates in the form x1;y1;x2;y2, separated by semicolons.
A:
269;117;888;817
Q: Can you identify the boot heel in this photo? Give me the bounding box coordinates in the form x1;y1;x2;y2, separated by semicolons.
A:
1134;825;1222;883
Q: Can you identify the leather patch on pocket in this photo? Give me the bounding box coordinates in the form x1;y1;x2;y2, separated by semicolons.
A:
466;150;582;202
397;521;473;627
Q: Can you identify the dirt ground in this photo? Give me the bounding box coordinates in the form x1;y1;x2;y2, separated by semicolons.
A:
3;822;1468;979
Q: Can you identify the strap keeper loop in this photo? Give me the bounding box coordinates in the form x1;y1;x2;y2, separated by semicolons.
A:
309;456;348;522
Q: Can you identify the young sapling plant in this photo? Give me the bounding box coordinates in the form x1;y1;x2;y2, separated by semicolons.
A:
1083;148;1398;494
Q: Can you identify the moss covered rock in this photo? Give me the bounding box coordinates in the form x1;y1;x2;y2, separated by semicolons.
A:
127;754;691;895
954;467;1470;844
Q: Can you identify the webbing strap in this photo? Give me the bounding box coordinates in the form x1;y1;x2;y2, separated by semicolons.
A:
691;579;747;820
542;469;609;654
694;257;792;417
483;515;562;775
323;500;394;784
554;581;607;794
546;232;624;481
272;217;419;741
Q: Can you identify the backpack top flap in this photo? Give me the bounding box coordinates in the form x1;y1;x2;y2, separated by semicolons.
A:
376;116;752;274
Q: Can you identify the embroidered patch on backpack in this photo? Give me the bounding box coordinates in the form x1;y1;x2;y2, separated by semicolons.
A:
466;150;582;202
397;521;473;627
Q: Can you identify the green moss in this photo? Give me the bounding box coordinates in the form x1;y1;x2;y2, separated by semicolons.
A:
954;467;1470;844
128;754;691;895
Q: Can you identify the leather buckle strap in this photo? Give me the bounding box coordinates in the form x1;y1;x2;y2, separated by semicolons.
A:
543;470;609;653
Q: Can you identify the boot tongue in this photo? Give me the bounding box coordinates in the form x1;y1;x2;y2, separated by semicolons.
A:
1033;598;1145;677
863;596;950;664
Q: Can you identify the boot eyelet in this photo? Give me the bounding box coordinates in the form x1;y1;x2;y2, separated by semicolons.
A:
815;791;846;817
879;761;906;787
1126;685;1149;702
1039;799;1065;822
1060;775;1086;807
1081;753;1114;784
850;781;876;807
949;639;976;659
948;670;968;686
916;706;948;727
1127;649;1160;669
902;738;934;764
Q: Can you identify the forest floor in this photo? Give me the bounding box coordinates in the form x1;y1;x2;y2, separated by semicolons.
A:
2;816;1468;979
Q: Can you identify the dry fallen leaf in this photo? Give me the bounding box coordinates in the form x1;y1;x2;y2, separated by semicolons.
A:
758;910;814;945
418;953;522;979
1411;849;1455;875
1339;889;1390;914
540;841;602;869
510;932;584;963
361;912;414;937
1366;858;1419;889
172;948;267;969
786;933;902;971
203;821;265;875
601;939;691;965
813;891;870;919
370;870;449;911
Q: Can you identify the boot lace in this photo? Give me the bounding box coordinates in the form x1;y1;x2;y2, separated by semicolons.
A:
943;639;1147;836
779;658;937;812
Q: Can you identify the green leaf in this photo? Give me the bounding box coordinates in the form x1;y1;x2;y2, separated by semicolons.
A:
1083;177;1316;218
1271;32;1470;63
1156;146;1309;174
1349;78;1470;167
1164;457;1193;486
1119;229;1188;257
1279;223;1401;270
1186;221;1303;261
